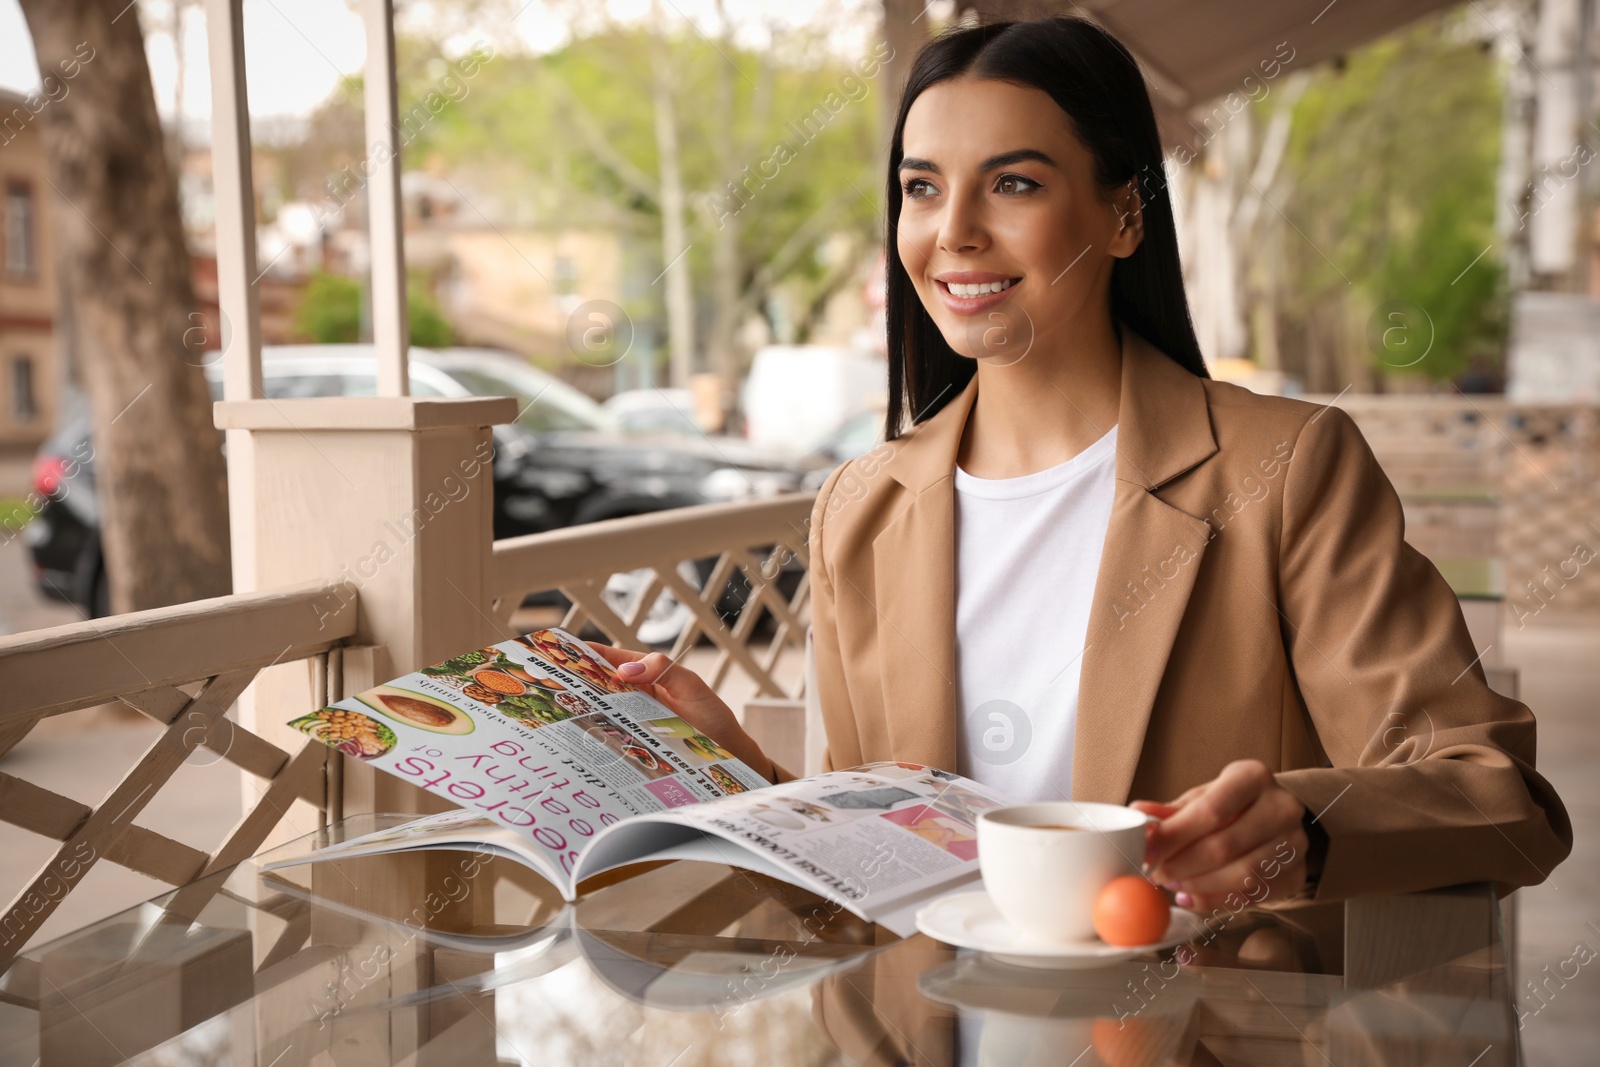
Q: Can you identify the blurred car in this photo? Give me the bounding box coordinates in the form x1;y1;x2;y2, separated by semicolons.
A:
805;405;886;466
24;393;103;614
794;403;890;494
603;387;701;435
27;345;825;634
741;344;885;453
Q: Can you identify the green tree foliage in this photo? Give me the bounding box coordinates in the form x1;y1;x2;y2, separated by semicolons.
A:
295;270;456;347
295;271;362;343
400;25;886;344
408;287;457;347
1282;12;1507;383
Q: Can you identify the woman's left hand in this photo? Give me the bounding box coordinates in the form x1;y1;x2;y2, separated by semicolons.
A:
1130;760;1309;911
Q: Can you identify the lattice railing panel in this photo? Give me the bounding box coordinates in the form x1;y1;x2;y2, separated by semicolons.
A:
489;495;815;702
0;583;357;968
1316;396;1600;616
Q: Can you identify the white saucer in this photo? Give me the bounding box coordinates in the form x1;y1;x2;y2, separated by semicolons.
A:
915;889;1205;969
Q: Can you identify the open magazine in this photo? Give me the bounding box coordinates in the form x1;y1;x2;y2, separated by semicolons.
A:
266;627;1007;935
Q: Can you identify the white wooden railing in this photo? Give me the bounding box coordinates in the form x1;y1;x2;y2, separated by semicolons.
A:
488;494;816;702
0;496;823;967
1318;396;1600;616
0;582;358;967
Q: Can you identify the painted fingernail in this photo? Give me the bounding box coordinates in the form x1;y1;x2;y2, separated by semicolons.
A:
619;661;645;676
1174;891;1193;908
1162;882;1179;891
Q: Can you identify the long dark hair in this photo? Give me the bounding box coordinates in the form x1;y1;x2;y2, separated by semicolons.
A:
884;16;1208;440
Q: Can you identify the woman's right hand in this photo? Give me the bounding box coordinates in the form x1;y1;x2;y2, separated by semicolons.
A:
585;643;777;780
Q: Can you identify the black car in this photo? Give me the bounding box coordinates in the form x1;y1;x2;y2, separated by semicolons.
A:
24;393;104;614
27;345;826;628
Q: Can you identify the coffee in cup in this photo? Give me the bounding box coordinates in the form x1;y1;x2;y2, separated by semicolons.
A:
976;802;1150;943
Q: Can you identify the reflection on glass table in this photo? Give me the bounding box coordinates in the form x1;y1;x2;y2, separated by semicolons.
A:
0;814;1518;1066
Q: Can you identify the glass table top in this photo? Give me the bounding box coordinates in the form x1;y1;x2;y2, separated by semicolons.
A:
0;815;1519;1066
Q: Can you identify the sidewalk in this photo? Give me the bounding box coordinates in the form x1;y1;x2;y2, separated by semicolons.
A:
1501;614;1600;1064
0;538;76;637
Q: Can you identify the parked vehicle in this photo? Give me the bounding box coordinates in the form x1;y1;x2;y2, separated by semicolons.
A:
804;404;886;467
24;393;104;615
741;344;886;453
27;345;824;637
603;387;701;435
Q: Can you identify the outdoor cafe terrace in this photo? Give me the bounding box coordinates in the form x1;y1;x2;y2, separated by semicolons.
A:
0;1;1598;1065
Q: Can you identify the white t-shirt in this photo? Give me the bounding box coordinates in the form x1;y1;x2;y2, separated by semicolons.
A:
952;423;1118;803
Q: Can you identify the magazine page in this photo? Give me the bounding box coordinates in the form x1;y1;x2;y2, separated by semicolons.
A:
258;809;551;873
283;627;772;892
572;762;1007;931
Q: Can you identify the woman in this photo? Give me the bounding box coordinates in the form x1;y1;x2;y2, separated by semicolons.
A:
591;16;1571;915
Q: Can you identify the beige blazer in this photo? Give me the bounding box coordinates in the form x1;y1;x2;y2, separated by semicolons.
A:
792;325;1571;903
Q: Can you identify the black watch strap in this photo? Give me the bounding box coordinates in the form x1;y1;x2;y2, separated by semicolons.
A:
1300;805;1330;893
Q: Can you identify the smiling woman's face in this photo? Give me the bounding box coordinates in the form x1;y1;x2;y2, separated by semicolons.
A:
896;75;1142;363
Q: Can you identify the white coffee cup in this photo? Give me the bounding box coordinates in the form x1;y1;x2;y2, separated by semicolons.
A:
977;801;1150;943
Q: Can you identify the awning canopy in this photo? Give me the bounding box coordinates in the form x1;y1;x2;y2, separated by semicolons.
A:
960;0;1468;148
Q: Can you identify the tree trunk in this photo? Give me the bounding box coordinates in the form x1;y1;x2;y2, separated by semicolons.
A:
705;0;745;434
649;3;695;390
881;0;937;135
20;0;230;613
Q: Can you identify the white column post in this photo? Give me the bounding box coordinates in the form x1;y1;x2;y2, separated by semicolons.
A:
204;0;514;840
205;0;263;593
1529;0;1580;276
362;0;410;396
214;396;516;819
205;0;262;405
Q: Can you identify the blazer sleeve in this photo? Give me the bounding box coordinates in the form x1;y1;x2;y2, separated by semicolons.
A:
1271;405;1572;902
772;461;864;784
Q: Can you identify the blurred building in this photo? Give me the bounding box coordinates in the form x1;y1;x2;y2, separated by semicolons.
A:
0;126;307;474
178;151;631;395
0;87;58;464
401;172;625;370
1500;0;1600;401
179;144;308;351
190;252;307;351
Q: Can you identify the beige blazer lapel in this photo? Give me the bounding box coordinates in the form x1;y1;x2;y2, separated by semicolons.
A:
870;375;977;772
1072;332;1217;802
868;327;1217;799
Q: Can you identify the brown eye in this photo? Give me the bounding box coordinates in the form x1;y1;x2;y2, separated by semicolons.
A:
902;177;933;199
996;174;1040;196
